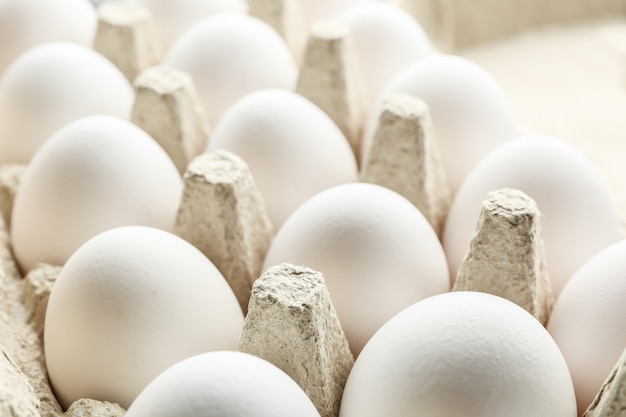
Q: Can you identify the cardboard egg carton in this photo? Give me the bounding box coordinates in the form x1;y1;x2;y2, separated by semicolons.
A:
1;1;626;416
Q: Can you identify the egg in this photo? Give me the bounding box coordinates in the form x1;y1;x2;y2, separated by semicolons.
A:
339;291;577;417
548;239;626;414
11;115;182;273
442;134;621;295
0;42;133;164
0;0;95;76
125;351;320;417
207;89;358;227
44;226;244;410
164;14;297;126
263;182;449;355
362;55;520;193
128;0;247;50
335;2;434;113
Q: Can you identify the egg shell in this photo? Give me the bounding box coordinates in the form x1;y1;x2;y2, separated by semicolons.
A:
362;54;520;194
262;182;449;355
125;351;320;417
442;134;621;295
207;89;358;227
0;42;133;164
0;0;95;76
548;239;626;414
335;2;433;113
339;291;577;417
44;226;244;410
164;14;297;126
11;115;182;273
129;0;247;49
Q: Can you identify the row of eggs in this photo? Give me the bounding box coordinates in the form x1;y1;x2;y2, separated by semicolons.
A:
43;210;626;417
0;0;624;416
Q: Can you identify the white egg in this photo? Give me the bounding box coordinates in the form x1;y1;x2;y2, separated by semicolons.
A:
442;134;621;295
125;351;320;417
263;182;449;355
335;2;434;113
0;42;133;164
11;115;182;273
129;0;247;49
548;239;626;414
340;291;577;417
0;0;95;76
207;89;358;227
362;55;520;193
164;14;297;126
44;226;244;410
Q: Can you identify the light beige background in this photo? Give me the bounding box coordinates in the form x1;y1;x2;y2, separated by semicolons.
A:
460;19;626;235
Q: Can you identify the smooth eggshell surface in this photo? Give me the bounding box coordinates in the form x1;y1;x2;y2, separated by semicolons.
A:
263;182;449;355
0;0;95;76
130;0;247;49
362;55;520;194
44;226;244;410
164;14;297;126
207;89;358;227
335;2;433;114
548;239;626;414
11;115;182;273
0;42;133;164
340;291;577;417
125;351;320;417
442;134;621;295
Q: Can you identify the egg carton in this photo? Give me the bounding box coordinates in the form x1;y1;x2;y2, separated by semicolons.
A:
1;0;626;416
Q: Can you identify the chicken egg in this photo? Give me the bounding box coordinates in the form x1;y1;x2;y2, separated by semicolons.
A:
11;115;182;273
128;0;247;50
164;14;297;126
44;226;244;410
207;89;358;228
263;182;449;355
0;42;133;164
362;54;520;193
335;2;434;114
0;0;95;76
548;239;626;414
340;291;577;417
125;351;320;417
442;134;621;295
